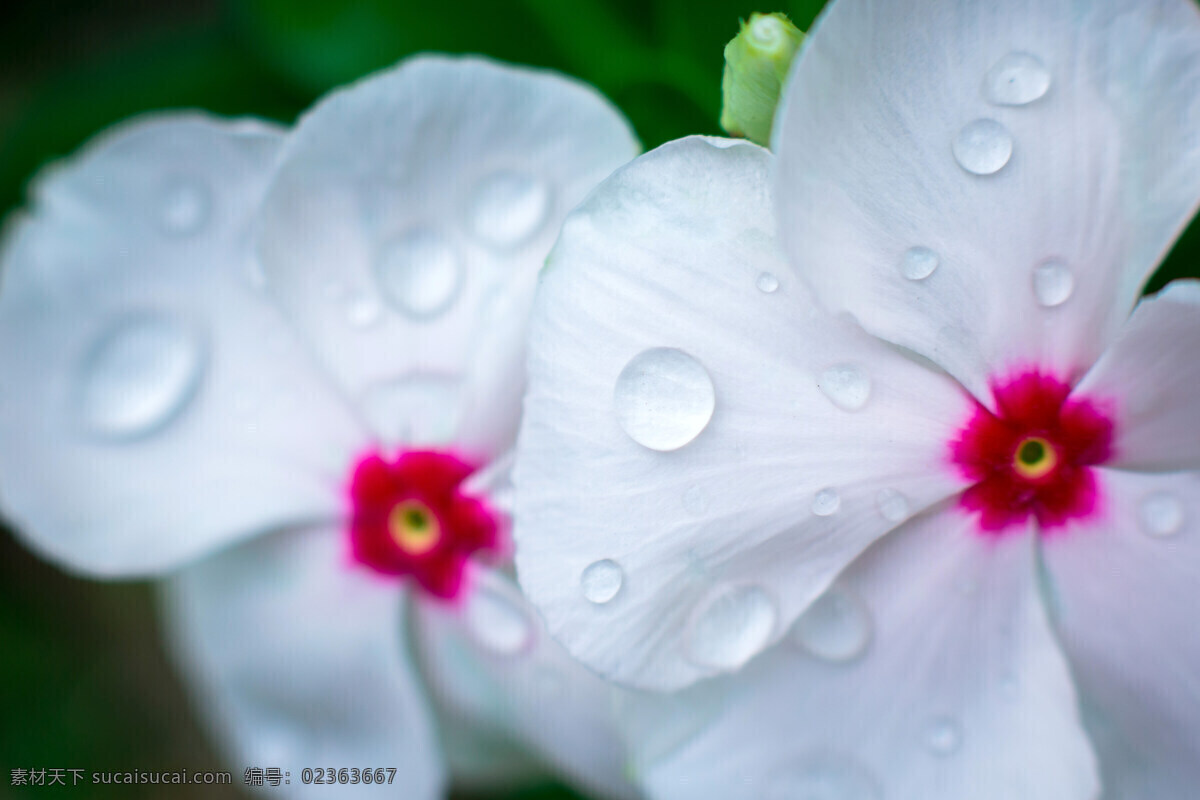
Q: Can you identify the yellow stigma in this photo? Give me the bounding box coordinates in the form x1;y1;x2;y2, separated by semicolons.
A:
1013;436;1058;480
388;499;440;555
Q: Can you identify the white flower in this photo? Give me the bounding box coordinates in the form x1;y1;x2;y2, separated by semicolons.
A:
0;56;644;798
511;1;1200;797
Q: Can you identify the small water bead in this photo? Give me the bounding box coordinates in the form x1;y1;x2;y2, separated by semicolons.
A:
765;754;882;800
1032;259;1075;307
756;272;780;293
1139;492;1185;538
468;171;551;248
374;229;464;320
157;177;211;236
812;487;841;517
614;348;715;451
876;489;910;523
985;52;1051;106
953;119;1013;175
682;484;709;515
818;364;870;412
346;296;382;328
925;716;963;757
580;559;624;604
687;584;777;671
900;246;939;281
75;315;206;439
467;583;534;655
792;585;872;663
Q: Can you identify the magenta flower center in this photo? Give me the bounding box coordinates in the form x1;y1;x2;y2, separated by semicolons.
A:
348;449;503;599
950;370;1114;534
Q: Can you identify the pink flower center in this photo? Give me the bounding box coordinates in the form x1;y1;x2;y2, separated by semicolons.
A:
950;370;1114;534
348;449;503;599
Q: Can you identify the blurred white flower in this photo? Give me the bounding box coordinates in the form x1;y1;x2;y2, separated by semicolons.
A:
0;56;643;798
511;1;1200;797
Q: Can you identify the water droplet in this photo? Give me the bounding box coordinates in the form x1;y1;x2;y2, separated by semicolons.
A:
792;585;872;663
682;484;709;515
985;52;1051;106
766;754;882;800
466;583;534;655
1032;259;1074;307
953;119;1013;175
374;229;464;319
75;315;206;439
925;716;962;757
581;559;624;604
900;246;939;281
468;171;551;248
687;584;776;671
818;364;870;411
157;178;210;235
613;348;715;451
812;487;841;517
876;489;910;523
756;272;780;293
346;296;382;328
1139;492;1185;538
360;373;462;446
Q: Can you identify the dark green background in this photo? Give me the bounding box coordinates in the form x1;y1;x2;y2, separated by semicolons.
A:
0;1;1196;798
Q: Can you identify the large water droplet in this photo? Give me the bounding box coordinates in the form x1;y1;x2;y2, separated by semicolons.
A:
985;52;1051;106
614;348;715;451
687;584;776;671
682;484;709;516
157;177;211;236
468;171;551;248
901;246;939;281
876;489;910;523
953;119;1013;175
360;373;462;446
374;229;464;319
467;584;534;655
818;364;870;411
766;754;882;800
756;272;780;293
812;487;841;517
792;585;872;663
581;559;624;604
1032;259;1074;307
1139;492;1185;538
75;315;206;439
925;716;963;757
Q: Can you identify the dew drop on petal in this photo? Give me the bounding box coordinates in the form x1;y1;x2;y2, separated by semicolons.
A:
812;487;841;517
466;583;534;655
581;559;624;604
985;52;1051;106
614;348;715;451
953;119;1013;175
876;488;910;523
687;584;776;671
925;716;963;757
756;272;780;293
900;246;939;281
682;484;709;515
374;229;464;319
818;364;870;411
1138;492;1185;538
346;296;382;328
157;177;211;236
792;585;872;663
1032;259;1075;307
468;171;551;248
766;753;882;800
75;315;206;439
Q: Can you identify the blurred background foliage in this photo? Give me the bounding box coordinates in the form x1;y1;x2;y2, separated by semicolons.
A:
0;0;1197;797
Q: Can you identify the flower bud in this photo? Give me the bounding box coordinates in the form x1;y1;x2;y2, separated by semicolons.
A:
720;12;804;146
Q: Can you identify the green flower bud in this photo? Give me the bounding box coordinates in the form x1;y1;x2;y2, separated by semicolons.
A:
720;12;804;147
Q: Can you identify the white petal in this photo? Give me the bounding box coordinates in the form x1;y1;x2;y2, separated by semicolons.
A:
513;137;972;690
411;568;639;800
0;115;365;576
775;0;1200;401
641;511;1099;800
1042;469;1200;797
258;55;639;458
161;526;444;799
1076;280;1200;471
